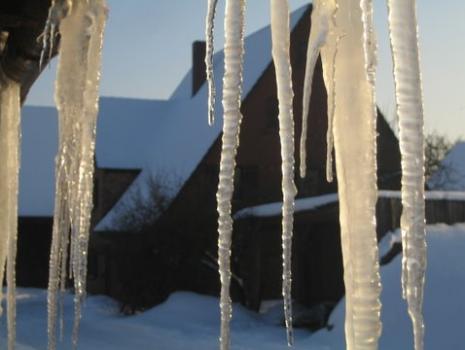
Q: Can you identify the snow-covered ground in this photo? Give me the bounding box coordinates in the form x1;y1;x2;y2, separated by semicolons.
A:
2;224;465;349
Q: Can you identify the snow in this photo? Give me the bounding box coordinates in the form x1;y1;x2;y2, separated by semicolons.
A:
171;6;308;101
235;193;338;218
2;224;465;349
19;98;171;217
428;142;465;190
96;5;307;230
312;224;465;349
235;191;465;219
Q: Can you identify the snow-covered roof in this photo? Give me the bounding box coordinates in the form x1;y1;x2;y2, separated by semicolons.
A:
94;5;309;230
20;97;171;217
20;5;309;224
170;5;308;100
235;190;465;219
428;141;465;190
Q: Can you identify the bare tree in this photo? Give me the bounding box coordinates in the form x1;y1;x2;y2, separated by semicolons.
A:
112;172;177;233
425;132;461;189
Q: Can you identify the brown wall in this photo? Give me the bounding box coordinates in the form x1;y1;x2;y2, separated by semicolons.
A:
92;167;141;227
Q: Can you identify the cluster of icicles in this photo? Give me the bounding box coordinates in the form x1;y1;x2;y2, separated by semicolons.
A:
0;0;107;349
207;0;426;350
0;0;425;349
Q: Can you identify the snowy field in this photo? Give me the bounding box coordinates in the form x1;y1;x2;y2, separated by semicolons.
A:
1;224;465;349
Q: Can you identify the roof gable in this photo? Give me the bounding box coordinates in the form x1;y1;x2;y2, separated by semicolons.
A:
95;5;309;230
19;5;310;224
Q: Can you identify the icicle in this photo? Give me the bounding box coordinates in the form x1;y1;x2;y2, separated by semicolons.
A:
299;0;331;178
205;0;219;125
386;1;426;349
331;0;382;349
47;1;107;349
317;1;339;183
270;0;297;346
322;36;337;183
0;77;21;350
39;0;73;69
216;0;246;349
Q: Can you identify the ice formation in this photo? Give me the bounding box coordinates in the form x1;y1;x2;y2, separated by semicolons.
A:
329;1;382;348
300;0;331;178
301;0;340;183
205;0;219;125
270;0;297;345
0;78;21;350
45;0;107;349
216;1;246;349
39;0;73;69
301;1;383;346
386;1;426;350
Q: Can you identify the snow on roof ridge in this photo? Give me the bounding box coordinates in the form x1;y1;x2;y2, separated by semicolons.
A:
235;190;465;219
169;4;310;100
100;95;169;103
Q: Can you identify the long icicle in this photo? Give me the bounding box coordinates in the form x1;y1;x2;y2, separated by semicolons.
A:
47;1;107;349
0;77;21;350
318;1;339;183
6;81;21;350
332;0;382;348
270;0;297;346
386;1;426;349
299;0;331;178
205;0;219;125
216;1;246;349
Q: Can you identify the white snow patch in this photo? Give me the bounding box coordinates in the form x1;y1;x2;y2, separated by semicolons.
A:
311;223;465;349
2;224;465;348
236;190;465;219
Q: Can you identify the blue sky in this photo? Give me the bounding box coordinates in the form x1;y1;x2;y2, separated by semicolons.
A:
26;0;465;140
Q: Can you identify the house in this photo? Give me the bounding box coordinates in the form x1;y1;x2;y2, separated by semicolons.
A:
83;4;404;316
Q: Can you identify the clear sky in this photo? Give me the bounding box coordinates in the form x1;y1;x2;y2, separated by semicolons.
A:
25;0;465;140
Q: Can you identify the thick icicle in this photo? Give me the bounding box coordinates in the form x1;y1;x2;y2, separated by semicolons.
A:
47;1;107;349
0;77;21;350
386;1;426;349
205;0;219;125
299;0;331;178
216;0;246;349
270;0;297;346
332;0;382;349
